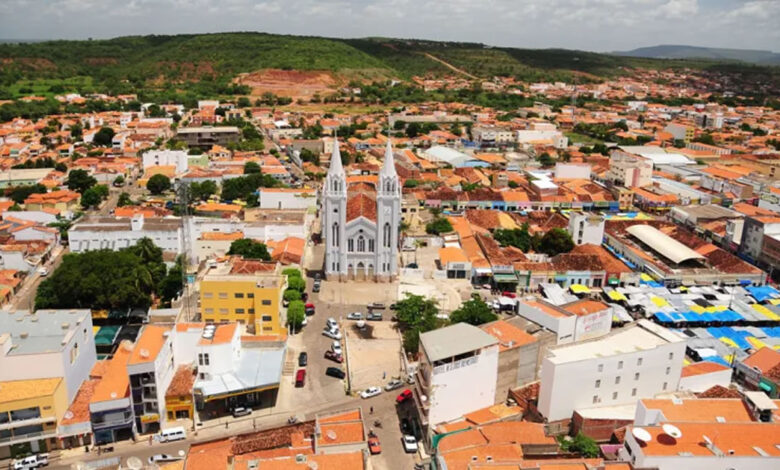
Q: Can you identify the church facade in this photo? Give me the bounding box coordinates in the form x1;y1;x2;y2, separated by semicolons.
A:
322;139;400;282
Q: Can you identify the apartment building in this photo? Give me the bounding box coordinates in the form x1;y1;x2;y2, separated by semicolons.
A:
414;323;499;429
606;150;653;188
126;325;175;434
538;320;687;422
517;299;612;345
0;310;96;403
199;262;286;335
176;126;240;150
0;378;68;459
568;211;605;245
142;149;188;174
89;342;135;445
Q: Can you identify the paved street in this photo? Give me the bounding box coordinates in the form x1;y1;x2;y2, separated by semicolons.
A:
6;246;67;310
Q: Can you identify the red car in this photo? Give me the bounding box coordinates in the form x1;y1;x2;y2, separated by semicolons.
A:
324;350;343;363
396;389;413;404
367;436;382;455
501;291;517;298
305;303;315;315
295;369;306;388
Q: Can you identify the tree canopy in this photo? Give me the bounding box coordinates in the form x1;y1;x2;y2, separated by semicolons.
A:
93;127;115;147
147;174;171;195
244;161;261;174
449;298;497;326
425;217;453;235
393;293;441;353
493;225;533;252
287;300;305;331
66;169;97;194
227;238;271;261
536;228;574;256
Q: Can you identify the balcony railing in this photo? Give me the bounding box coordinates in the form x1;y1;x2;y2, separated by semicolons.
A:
0;415;56;432
0;429;57;445
91;415;133;430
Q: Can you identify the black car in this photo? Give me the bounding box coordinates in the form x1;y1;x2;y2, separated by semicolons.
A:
367;312;383;321
312;284;320;293
325;367;346;379
298;352;308;367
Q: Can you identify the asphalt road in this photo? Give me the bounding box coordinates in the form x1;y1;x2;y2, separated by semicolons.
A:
8;246;68;310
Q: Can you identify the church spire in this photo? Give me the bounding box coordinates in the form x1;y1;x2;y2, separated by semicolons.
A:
380;134;397;178
327;136;344;177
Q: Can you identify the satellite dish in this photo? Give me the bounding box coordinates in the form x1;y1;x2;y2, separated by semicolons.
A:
663;424;683;439
126;457;143;469
326;430;337;441
64;411;74;420
178;450;185;457
632;427;652;443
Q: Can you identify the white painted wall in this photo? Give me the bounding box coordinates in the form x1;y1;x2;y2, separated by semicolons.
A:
427;345;498;425
142;150;188;174
678;368;733;393
258;189;317;210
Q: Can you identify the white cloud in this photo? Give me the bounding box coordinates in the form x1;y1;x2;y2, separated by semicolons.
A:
658;0;699;18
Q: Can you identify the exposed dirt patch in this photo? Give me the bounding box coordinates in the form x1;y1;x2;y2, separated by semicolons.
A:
153;61;217;81
2;58;57;70
235;68;342;100
83;57;118;66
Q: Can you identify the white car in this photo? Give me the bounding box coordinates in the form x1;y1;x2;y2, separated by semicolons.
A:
323;328;341;340
13;454;48;470
37;267;49;277
148;454;182;464
384;379;403;391
346;312;363;320
326;317;338;329
360;386;382;399
402;434;418;453
332;340;342;355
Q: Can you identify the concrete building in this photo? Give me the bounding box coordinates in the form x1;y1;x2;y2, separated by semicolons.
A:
739;216;780;267
479;320;540;403
69;215;183;254
538;320;687;422
606;150;653;188
89;342;135;444
126;325;175;434
472;126;515;148
414;323;499;429
176;126;240;150
0;310;96;403
0;378;68;459
257;188;318;211
142;149;189;175
516;129;568;149
517;299;612;345
568;212;605;246
554;162;591;180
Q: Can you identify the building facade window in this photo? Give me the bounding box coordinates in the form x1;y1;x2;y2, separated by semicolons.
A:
595;379;601;388
235;308;245;314
262;299;272;306
235;293;244;298
357;236;365;252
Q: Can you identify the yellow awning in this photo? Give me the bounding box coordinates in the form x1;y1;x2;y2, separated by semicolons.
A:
752;304;780;320
678;286;688;292
747;337;769;351
608;291;627;302
770;299;780;306
651;296;669;307
719;337;739;348
690;305;705;314
570;284;591;294
640;273;654;282
92;326;101;335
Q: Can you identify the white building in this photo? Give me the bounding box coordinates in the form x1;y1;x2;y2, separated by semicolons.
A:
257;188;318;210
414;323;499;428
607;150;654;188
0;309;96;403
516;129;568;149
517;299;612;345
568;212;605;246
142;149;189;175
126;325;175;434
323;139;400;281
538;320;687;422
554;163;591;180
69;215;183;254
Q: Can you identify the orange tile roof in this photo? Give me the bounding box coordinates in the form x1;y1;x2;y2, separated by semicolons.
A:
316;421;365;447
439;246;469;265
201;231;244;241
166;365;196;397
60;379;98;426
523;300;566;318
199;323;238;346
91;341;133;403
562;299;608;317
640;398;753;423
742;347;780;373
681;361;730;377
346;193;376;222
480;320;537;351
128;325;170;365
631;422;780;457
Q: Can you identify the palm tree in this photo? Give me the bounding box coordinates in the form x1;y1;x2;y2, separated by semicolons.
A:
134;265;154;294
134;237;161;265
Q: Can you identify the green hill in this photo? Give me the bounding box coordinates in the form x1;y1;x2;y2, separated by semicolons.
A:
0;32;777;100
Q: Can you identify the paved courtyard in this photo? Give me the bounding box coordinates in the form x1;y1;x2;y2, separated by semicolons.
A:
343;320;403;391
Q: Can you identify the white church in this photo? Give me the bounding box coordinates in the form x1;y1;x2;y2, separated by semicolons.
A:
322;138;400;282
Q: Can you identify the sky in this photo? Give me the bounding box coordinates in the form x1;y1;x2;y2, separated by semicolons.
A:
0;0;778;52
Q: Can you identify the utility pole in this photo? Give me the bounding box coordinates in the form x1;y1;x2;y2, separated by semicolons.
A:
178;183;194;321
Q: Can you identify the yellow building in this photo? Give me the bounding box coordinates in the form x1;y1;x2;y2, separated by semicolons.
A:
0;378;68;459
199;261;286;335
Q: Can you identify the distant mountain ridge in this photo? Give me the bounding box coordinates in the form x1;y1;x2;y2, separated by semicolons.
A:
614;44;780;65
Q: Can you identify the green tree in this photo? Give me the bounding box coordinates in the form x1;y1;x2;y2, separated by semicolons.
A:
244;161;261;174
93;127;115;147
93;184;109;200
394;293;440;353
449;298;497;326
282;267;302;277
507;180;519;188
66;169;97;194
146;174;171;195
494;226;533;251
559;432;599;458
536;228;574;256
284;288;302;302
117;192;133;207
227;238;271;261
538;152;555;167
287;275;306;292
404;179;419;188
80;187;101;209
237;97;251;108
158;257;184;304
426;217;453;235
190;180;218;201
693;133;715;145
287;300;306;330
8;183;47;204
113;175;125;186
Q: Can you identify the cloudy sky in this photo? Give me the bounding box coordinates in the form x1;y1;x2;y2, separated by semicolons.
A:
1;0;777;52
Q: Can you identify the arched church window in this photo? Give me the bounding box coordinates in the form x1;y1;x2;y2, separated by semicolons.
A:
384;223;391;248
332;223;339;247
357;236;365;252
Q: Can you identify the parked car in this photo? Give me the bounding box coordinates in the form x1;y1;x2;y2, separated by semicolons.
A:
312;283;320;293
346;312;363;320
368;436;382;455
331;341;342;355
148;454;182;464
396;389;413;404
402;435;419;453
324;350;343;363
368;302;386;310
298;352;308;367
325;367;346;379
232;407;251;418
326;317;338;329
501;291;517;298
295;369;306;387
384;379;403;391
360;386;382;399
323;328;342;340
13;454;48;470
367;312;383;321
406;263;418;269
301;292;309;302
389;303;399;310
314;273;322;281
305;303;316;315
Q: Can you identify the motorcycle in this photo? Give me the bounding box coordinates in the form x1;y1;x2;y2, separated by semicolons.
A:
288;416;298;425
373;419;382;428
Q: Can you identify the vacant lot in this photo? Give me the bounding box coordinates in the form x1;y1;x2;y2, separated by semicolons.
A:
344;321;403;392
